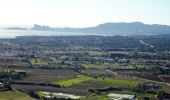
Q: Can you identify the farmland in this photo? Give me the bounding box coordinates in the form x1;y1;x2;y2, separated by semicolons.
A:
0;35;170;100
0;89;35;100
51;76;91;87
17;69;77;83
93;78;138;87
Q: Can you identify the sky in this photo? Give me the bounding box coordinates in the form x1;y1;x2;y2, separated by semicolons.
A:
0;0;170;27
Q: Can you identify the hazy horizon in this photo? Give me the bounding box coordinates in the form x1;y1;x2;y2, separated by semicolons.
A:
1;21;170;29
0;0;170;28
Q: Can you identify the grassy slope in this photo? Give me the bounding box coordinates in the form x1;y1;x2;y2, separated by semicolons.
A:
0;89;35;100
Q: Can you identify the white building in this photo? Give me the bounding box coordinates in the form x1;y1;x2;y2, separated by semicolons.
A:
107;93;137;100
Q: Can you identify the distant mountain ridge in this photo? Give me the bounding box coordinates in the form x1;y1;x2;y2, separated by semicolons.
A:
7;22;170;36
83;22;170;35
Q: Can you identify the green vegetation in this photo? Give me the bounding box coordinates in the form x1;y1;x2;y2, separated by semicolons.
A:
0;90;34;100
81;63;119;68
51;75;138;87
29;59;48;66
1;36;170;100
88;51;109;56
85;94;110;100
37;92;47;97
94;78;138;87
81;63;143;69
51;77;92;87
81;70;118;75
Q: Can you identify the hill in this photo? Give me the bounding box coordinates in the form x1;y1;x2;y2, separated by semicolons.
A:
27;22;170;36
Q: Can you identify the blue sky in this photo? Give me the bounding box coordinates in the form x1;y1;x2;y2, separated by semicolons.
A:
0;0;169;27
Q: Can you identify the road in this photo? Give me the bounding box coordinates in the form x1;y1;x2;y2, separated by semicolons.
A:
139;40;154;48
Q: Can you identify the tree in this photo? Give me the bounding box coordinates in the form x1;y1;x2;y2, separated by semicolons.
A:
61;61;65;65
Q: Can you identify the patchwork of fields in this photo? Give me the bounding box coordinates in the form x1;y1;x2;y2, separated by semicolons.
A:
1;36;170;99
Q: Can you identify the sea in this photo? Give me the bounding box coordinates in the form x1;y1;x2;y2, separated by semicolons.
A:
0;29;106;38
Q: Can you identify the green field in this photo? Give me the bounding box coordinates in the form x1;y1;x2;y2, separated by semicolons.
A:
51;75;138;87
81;63;142;69
51;77;92;87
93;78;138;87
29;59;48;66
87;51;109;56
85;95;110;100
81;70;118;76
81;63;119;68
0;90;34;100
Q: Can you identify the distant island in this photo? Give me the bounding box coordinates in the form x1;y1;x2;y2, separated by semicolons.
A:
5;22;170;36
32;24;51;30
6;27;28;30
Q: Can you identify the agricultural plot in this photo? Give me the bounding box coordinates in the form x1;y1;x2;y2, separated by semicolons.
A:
29;59;48;67
93;78;138;87
0;89;34;100
71;80;116;89
71;75;144;90
81;63;143;69
87;51;109;56
18;74;75;83
51;76;91;87
85;94;110;100
81;69;117;75
16;69;78;83
135;75;163;82
159;75;170;83
52;75;139;89
11;84;90;96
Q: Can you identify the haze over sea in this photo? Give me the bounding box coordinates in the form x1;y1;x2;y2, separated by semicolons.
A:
0;29;106;38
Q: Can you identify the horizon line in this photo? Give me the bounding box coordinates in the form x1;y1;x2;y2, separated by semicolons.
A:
0;21;170;29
